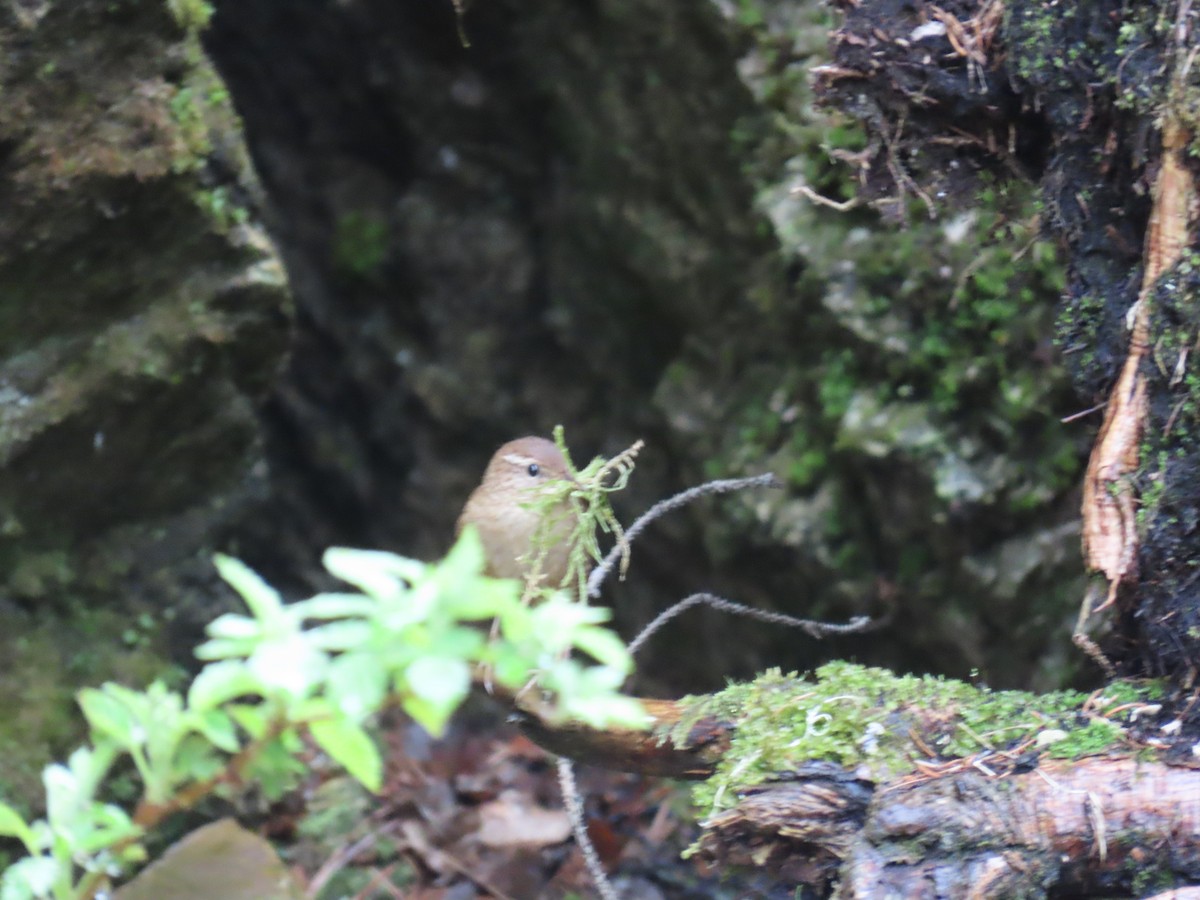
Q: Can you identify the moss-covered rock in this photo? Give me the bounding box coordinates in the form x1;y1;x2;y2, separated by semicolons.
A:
654;2;1084;687
0;0;290;806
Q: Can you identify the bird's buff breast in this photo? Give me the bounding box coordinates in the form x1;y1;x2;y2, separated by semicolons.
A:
468;497;573;587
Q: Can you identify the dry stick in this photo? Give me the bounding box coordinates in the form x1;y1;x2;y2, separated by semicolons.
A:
587;473;782;599
586;472;879;648
629;594;875;658
558;757;621;900
559;477;786;900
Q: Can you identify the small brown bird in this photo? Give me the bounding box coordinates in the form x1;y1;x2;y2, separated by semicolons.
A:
456;436;577;589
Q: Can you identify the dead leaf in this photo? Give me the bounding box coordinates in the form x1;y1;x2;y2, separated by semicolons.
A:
476;792;572;848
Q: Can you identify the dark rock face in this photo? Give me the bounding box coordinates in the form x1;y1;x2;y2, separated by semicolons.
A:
203;0;766;557
204;0;1086;691
202;0;786;686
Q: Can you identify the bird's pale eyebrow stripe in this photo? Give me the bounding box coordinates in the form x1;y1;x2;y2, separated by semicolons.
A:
502;453;540;468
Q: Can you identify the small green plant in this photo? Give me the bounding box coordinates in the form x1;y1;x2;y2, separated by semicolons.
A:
0;529;643;899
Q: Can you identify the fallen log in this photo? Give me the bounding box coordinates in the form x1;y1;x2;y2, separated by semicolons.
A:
495;662;1200;896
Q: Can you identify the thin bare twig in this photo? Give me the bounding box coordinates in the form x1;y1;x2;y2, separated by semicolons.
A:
628;592;876;657
793;183;862;212
557;757;621;900
586;473;782;599
1061;402;1107;423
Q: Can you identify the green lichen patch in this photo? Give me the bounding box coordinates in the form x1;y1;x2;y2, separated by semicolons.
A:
679;662;1163;817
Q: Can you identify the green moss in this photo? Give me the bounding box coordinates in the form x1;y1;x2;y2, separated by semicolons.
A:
680;663;1160;817
194;185;250;233
0;603;176;811
9;550;74;599
165;0;213;32
296;776;374;843
1131;864;1177;898
168;85;214;172
332;211;391;277
1007;1;1169;118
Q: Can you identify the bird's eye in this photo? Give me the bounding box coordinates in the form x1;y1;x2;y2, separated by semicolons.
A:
527;463;540;477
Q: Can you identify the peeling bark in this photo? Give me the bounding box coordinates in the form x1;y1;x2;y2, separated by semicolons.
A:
1083;99;1197;613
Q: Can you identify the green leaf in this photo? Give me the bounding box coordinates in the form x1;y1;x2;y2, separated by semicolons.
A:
401;695;453;737
171;735;225;785
568;626;633;672
189;660;263;711
248;635;327;701
78;688;137;747
242;731;306;801
528;597;614;651
325;652;386;722
541;662;645;728
322;548;422;599
487;646;535;689
304;620;372;652
190;708;240;753
227;704;268;739
0;802;34;851
407;656;470;709
65;743;119;799
381;576;437;630
214;555;284;627
494;601;534;642
431;527;490;605
287;592;376;620
441;574;521;620
426;626;486;663
43;762;82;832
442;525;486;577
308;717;382;793
76;804;141;853
204;613;261;640
1;856;60;900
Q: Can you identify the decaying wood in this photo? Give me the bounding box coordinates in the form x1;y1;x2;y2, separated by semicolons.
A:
701;757;1200;897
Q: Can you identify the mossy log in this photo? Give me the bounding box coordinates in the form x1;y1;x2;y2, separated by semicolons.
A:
500;663;1200;897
